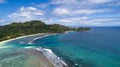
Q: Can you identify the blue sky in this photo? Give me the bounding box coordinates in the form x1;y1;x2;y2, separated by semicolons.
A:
0;0;120;26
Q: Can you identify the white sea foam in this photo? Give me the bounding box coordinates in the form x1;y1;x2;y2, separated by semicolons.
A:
35;47;68;67
24;46;34;49
28;35;48;44
0;46;10;49
64;31;74;33
28;34;57;44
35;47;42;51
75;63;78;66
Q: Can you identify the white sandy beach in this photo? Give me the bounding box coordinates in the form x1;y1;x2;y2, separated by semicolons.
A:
0;33;51;47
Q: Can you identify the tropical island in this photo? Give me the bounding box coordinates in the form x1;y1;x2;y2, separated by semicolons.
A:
0;20;91;67
0;0;120;67
0;20;91;42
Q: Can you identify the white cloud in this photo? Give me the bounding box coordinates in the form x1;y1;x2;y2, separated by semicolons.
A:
59;17;88;22
8;7;44;22
93;0;111;3
81;17;120;26
53;8;70;15
45;17;120;26
7;0;120;26
51;0;111;17
90;18;120;22
85;0;112;4
73;9;109;15
45;16;89;26
70;17;88;20
50;0;113;15
52;8;109;16
51;0;111;5
51;0;112;7
38;3;48;8
0;0;5;4
51;0;77;5
107;2;120;6
0;20;5;22
48;0;118;26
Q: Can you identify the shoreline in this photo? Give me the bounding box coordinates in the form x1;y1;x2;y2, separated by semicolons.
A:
0;33;52;47
35;47;67;67
0;33;67;67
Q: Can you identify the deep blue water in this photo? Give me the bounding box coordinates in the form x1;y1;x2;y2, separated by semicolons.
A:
1;27;120;67
32;27;120;67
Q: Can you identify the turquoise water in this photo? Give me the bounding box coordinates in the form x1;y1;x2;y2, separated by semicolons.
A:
33;27;120;67
0;27;120;67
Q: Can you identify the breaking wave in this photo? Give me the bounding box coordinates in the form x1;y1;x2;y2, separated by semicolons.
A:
28;34;57;44
35;47;68;67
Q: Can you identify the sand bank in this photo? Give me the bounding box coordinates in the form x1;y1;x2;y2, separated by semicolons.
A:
0;33;51;47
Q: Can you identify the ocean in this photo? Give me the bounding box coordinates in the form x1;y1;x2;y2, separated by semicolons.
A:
0;27;120;67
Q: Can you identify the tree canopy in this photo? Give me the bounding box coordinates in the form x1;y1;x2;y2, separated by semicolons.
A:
0;20;71;41
0;20;91;41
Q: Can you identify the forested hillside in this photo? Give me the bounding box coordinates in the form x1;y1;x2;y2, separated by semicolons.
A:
0;20;91;41
0;20;71;41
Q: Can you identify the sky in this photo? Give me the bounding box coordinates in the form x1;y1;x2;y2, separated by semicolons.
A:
0;0;120;26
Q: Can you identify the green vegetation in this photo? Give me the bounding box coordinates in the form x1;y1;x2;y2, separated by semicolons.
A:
0;20;71;41
0;20;91;41
75;27;91;32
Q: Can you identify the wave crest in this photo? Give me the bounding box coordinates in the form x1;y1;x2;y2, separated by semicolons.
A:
35;47;68;67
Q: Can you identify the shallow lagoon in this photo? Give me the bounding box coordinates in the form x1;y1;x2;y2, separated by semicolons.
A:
0;27;120;67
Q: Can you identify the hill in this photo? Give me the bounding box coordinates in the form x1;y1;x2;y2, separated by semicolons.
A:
0;20;91;41
0;20;71;41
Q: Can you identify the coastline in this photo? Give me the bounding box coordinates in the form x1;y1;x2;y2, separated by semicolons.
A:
35;48;67;67
0;33;67;67
0;33;51;47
